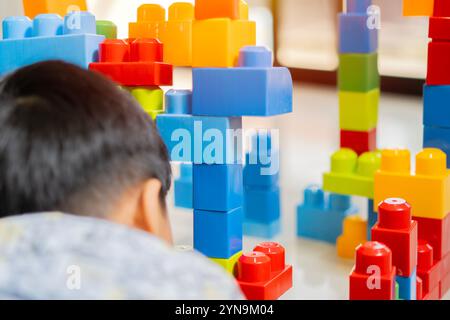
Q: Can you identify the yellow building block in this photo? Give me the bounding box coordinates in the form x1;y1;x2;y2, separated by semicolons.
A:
239;0;249;20
339;89;379;132
374;148;450;219
129;4;166;39
337;215;367;260
23;0;87;18
211;252;242;274
192;18;256;67
403;0;434;16
127;86;164;115
323;149;381;198
162;2;194;66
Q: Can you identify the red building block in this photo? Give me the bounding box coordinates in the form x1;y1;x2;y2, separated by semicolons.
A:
427;41;450;85
349;241;396;300
89;38;173;87
434;0;450;17
423;284;441;300
414;213;450;261
372;198;418;277
417;240;441;297
440;271;450;298
417;276;423;300
340;128;377;155
441;251;450;280
429;17;450;40
236;242;293;300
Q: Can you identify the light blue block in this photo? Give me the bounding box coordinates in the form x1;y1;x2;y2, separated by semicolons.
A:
423;85;450;128
0;13;104;75
193;164;243;212
238;46;272;68
174;163;193;209
244;186;280;223
194;207;243;259
166;89;192;115
243;219;281;239
367;199;377;241
297;186;358;244
339;13;378;53
396;269;417;300
424;125;450;168
347;0;372;13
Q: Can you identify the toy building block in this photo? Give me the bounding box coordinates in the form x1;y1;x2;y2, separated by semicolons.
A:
323;148;381;198
23;0;88;19
0;12;104;75
337;215;368;259
339;89;379;132
195;0;240;20
367;199;378;241
403;0;434;16
244;186;280;223
414;214;450;261
163;2;194;66
434;0;450;16
192;46;293;116
423;85;450;128
396;269;417;300
127;86;164;115
339;8;378;53
429;16;450;41
174;163;193;209
96;20;117;39
417;240;441;298
129;4;166;39
340;128;377;155
194;207;243;258
417;276;423;300
372;198;418;278
297;186;357;244
193;164;243;212
89;38;173;87
374;148;450;220
441;269;450;298
192;11;256;68
442;251;450;281
349;241;396;300
211;251;242;274
338;53;379;92
166;89;192;114
243;220;281;239
347;0;372;13
236;242;293;300
424;126;450;167
427;42;450;85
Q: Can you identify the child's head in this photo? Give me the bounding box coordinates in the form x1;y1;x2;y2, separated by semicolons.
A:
0;61;173;242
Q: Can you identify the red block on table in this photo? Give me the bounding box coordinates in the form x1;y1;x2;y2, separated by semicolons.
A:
195;0;240;20
237;242;293;300
427;41;450;85
414;213;450;261
434;0;450;17
349;241;396;300
371;198;418;277
89;39;173;87
340;128;376;155
417;240;441;297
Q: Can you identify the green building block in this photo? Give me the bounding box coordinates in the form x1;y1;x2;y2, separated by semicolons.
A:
96;20;117;39
323;148;381;198
339;89;379;131
338;53;380;92
128;86;164;112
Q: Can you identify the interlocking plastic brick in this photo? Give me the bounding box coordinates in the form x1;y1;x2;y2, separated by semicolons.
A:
0;12;104;75
165;89;192;115
367;199;378;240
211;251;242;274
338;53;379;92
337;215;368;259
194;207;243;259
396;269;417;300
323;148;381;198
340;128;377;155
423;85;450;128
349;241;396;300
23;0;88;19
374;148;450;219
193;164;243;212
434;0;450;17
339;89;379;131
237;242;293;300
174;163;193;209
417;240;441;297
414;214;450;261
127;86;163;114
128;4;166;39
195;0;240;20
429;16;450;40
192;47;292;116
424;125;450;167
244;186;280;223
403;0;434;16
89;38;173;87
347;0;372;13
96;20;117;39
339;13;378;53
297;186;357;244
427;41;450;85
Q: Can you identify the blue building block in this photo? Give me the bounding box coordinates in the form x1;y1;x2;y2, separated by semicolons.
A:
192;46;293;117
339;13;378;53
424;125;450;168
166;89;192;115
244;186;280;223
193;164;243;212
396;269;417;300
194;207;243;259
347;0;372;13
423;85;450;128
156;114;242;164
367;199;377;241
174;163;193;209
243;219;281;239
0;12;104;75
297;185;358;244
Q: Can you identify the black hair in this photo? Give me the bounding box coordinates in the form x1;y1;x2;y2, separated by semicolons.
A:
0;61;171;217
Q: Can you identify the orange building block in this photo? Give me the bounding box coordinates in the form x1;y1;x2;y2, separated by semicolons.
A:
195;0;240;20
192;18;256;67
337;215;367;260
129;4;166;39
23;0;87;18
162;2;194;66
403;0;434;16
374;149;450;220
